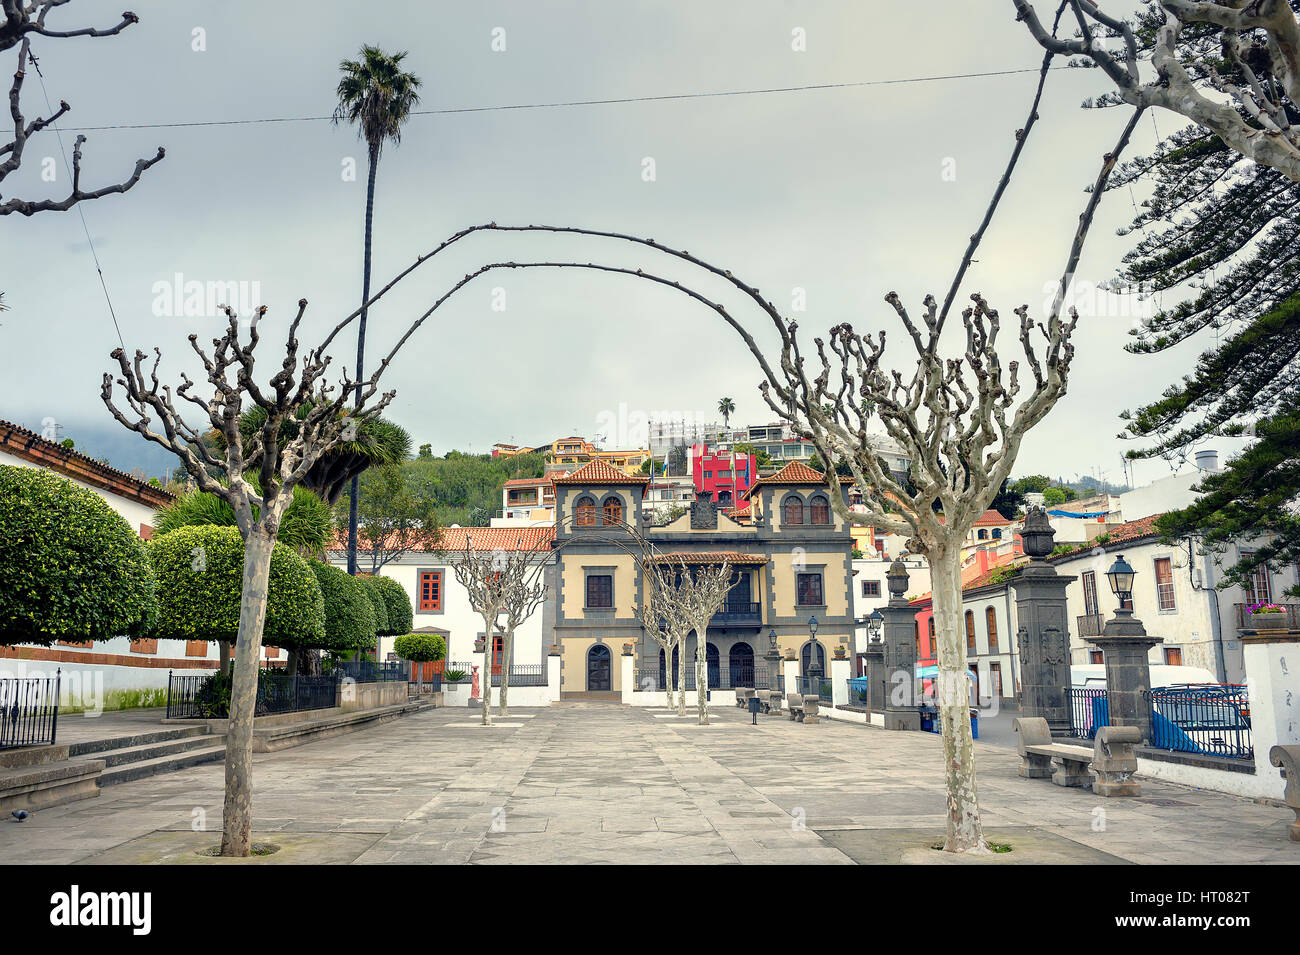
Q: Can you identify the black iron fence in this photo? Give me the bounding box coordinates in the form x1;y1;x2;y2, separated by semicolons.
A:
0;671;61;750
166;671;339;719
441;661;474;684
795;675;833;703
490;665;548;687
1064;683;1253;761
329;660;405;683
1149;685;1252;760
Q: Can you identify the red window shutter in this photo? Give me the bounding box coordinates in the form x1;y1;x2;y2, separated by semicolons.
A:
419;570;442;611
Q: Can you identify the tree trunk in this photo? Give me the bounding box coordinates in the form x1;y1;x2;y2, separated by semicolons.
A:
219;527;276;857
286;649;298;677
481;634;493;726
499;628;513;717
695;627;710;725
347;141;381;577
930;545;987;853
675;641;686;716
219;640;231;676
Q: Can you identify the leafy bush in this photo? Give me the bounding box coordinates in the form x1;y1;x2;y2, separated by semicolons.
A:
357;574;391;635
308;561;376;653
370;574;413;635
0;465;157;646
148;525;325;649
154;483;333;557
393;632;447;663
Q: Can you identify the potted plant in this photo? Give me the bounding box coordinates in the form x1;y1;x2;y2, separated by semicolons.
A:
1247;602;1288;631
783;647;797;661
622;642;636;656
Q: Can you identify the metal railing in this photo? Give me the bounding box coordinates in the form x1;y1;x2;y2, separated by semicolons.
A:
330;660;405;683
0;671;61;750
1076;614;1105;637
166;671;339;719
632;662;784;692
490;664;548;687
1234;602;1300;631
711;601;762;625
795;675;833;703
440;661;475;684
1065;686;1109;739
1149;685;1252;760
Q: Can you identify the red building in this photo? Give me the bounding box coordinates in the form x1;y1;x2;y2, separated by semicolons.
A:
690;444;756;508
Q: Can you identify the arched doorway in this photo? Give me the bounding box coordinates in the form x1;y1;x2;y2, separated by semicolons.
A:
587;644;611;691
729;642;755;687
800;640;826;675
706;643;720;688
658;646;680;691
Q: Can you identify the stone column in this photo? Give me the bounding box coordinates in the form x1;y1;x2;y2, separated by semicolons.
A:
620;647;635;705
781;657;800;700
830;656;851;708
880;558;921;731
1010;507;1076;737
763;646;783;694
861;642;886;715
546;646;562;703
1241;626;1300;792
1093;607;1162;744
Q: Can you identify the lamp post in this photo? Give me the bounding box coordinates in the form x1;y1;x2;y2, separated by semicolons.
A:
867;610;884;644
764;626;783;694
1094;553;1162;743
806;616;821;680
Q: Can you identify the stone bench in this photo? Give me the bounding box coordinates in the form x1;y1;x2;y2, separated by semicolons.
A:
787;693;805;722
1270;744;1300;842
735;687;756;709
1014;717;1096;788
1092;725;1143;796
760;690;783;716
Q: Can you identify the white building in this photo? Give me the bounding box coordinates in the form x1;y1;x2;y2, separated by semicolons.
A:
849;554;930;658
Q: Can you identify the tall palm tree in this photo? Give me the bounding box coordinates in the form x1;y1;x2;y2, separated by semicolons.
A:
332;45;422;575
717;396;735;430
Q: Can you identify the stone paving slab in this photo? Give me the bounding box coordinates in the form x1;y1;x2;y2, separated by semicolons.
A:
1;701;1297;864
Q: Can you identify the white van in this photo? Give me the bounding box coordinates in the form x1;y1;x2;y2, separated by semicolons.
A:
1070;663;1218;688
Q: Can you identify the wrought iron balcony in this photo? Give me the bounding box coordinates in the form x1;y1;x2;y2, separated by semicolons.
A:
712;601;762;626
1076;613;1105;638
1235;602;1300;631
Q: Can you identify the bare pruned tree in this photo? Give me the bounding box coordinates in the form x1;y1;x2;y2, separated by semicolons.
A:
442;539;511;727
634;559;689;713
1012;0;1300;182
1;4;163;216
101;302;394;856
495;543;551;718
656;557;734;726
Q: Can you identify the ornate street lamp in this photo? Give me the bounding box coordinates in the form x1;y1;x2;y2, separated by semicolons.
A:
867;609;884;643
1106;554;1136;610
806;616;822;679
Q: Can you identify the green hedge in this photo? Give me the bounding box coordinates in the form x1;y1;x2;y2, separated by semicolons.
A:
0;465;157;646
308;561;376;653
154;483;333;557
148;525;325;648
393;632;446;663
357;574;391;636
371;574;413;636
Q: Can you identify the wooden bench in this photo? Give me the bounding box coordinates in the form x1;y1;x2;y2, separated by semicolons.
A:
1014;717;1094;788
1270;744;1300;842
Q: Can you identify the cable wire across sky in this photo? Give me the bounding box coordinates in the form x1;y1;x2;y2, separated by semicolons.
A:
67;65;1061;133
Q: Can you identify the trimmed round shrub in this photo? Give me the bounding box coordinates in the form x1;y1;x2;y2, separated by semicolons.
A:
148;525;325;648
357;574;391;636
0;465;157;646
393;632;446;663
371;574;413;636
308;561;376;653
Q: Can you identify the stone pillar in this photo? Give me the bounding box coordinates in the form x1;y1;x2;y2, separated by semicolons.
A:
1010;506;1076;737
1241;627;1300;790
620;647;635;704
546;646;562;703
880;558;921;731
830;656;851;708
781;657;800;701
1092;608;1162;744
861;642;886;714
763;646;783;694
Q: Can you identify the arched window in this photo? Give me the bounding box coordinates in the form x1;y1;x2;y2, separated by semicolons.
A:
783;496;804;525
809;495;831;525
575;495;597;527
977;528;988;540
992;528;1003;539
965;610;976;652
601;495;623;526
986;607;998;651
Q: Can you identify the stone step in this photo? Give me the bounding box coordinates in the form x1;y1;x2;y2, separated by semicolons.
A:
95;733;227;768
67;724;212;758
97;744;226;787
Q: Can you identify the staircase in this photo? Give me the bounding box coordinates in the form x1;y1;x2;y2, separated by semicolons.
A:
68;725;226;787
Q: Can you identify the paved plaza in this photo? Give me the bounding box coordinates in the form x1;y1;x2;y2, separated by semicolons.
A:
2;702;1297;865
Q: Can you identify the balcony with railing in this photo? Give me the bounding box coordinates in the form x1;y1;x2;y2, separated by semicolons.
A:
1234;602;1300;631
711;601;762;626
1076;613;1105;637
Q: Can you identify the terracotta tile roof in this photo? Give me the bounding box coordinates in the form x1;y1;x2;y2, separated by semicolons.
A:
744;460;852;498
650;551;769;565
1047;513;1165;561
551;459;649;485
974;508;1011;525
962;557;1030;592
502;474;557;488
0;417;174;509
329;525;555;554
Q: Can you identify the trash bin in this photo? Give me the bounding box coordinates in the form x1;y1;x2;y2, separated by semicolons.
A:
970;709;979;740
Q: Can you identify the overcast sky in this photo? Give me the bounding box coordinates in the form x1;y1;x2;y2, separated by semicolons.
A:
1;0;1240;489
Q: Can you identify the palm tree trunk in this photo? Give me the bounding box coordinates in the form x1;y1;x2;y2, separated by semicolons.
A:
347;140;381;577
